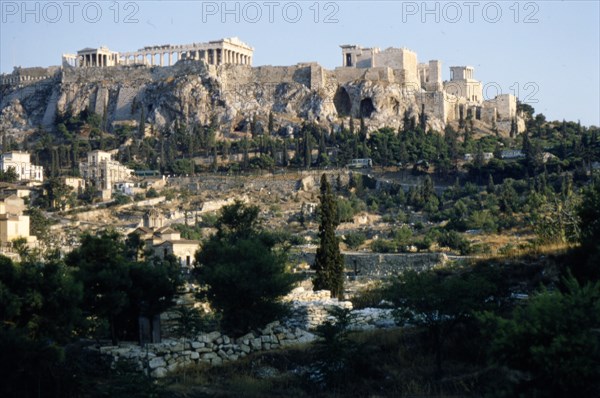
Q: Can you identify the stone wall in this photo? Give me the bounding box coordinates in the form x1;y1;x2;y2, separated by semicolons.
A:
284;287;395;330
96;286;397;378
292;251;447;277
96;321;318;378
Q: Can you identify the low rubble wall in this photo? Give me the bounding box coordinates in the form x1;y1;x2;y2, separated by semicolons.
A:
96;287;397;378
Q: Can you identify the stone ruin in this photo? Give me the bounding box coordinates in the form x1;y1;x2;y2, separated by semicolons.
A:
0;37;525;138
95;287;397;378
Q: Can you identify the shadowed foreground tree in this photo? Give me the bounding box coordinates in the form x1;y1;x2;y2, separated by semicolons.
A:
578;177;600;248
313;174;345;298
67;232;132;344
0;255;83;398
67;231;182;344
128;254;182;343
387;267;499;378
194;200;295;335
479;276;600;397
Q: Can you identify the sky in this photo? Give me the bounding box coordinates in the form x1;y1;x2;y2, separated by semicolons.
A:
1;0;599;126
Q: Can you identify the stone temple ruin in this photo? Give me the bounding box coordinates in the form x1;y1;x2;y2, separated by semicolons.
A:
338;43;516;127
0;37;522;136
61;37;254;68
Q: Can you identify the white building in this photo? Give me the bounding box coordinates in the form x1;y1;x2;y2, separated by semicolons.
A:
0;152;44;183
129;219;201;269
0;194;36;250
79;150;133;191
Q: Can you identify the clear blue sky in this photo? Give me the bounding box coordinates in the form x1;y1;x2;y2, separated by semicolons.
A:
1;0;599;126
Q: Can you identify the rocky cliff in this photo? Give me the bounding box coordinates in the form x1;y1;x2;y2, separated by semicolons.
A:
0;60;508;141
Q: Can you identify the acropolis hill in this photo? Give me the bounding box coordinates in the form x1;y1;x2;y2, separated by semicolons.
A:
0;37;524;138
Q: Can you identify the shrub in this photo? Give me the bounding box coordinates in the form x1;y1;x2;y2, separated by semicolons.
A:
146;187;159;198
438;230;471;255
370;239;397;253
479;277;600;397
194;201;295;335
344;231;366;250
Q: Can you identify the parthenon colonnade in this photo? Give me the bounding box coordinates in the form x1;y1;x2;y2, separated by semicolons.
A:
119;38;253;67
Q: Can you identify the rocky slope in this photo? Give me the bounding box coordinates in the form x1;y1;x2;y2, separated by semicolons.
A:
0;60;500;141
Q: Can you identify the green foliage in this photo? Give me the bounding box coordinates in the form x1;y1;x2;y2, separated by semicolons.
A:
351;281;390;309
393;225;413;246
479;276;600;397
113;193;132;205
0;256;83;343
199;211;219;227
370;238;399;253
437;230;471;255
343;231;366;250
531;190;581;245
249;154;275;170
578;178;600;247
172;223;204;240
336;195;366;224
312;307;357;388
42;178;74;211
467;209;498;233
0;166;18;182
313;175;345;298
67;231;182;344
128;254;182;325
336;197;356;223
387;267;500;377
66;232;132;343
146;187;160;198
85;356;169;398
216;200;260;239
170;158;194;175
171;305;219;338
0;327;65;398
194;201;295;335
24;207;51;243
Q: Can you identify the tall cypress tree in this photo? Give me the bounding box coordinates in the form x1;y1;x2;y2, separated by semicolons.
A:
268;111;274;137
313;174;345;298
138;107;146;139
282;138;289;166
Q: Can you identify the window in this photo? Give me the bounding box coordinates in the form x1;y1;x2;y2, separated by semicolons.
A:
346;53;353;67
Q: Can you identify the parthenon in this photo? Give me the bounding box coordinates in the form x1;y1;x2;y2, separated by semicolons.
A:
62;37;254;68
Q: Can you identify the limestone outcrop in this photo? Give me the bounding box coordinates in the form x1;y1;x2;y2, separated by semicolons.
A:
0;60;520;140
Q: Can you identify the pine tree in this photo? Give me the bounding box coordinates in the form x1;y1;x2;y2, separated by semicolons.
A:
313;174;345;298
